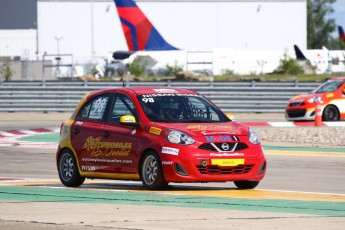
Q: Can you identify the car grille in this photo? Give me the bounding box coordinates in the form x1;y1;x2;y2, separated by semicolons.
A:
286;109;306;118
198;142;248;152
289;101;305;107
196;164;254;175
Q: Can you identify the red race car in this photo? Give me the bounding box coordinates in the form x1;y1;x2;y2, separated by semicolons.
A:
286;77;345;121
57;87;266;190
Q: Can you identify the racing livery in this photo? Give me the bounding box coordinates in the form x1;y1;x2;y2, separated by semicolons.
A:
57;87;266;190
286;77;345;121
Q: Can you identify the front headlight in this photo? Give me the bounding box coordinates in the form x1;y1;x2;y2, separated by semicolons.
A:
249;128;260;144
165;129;195;145
307;98;314;103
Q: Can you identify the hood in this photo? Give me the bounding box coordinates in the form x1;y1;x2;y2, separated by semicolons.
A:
151;121;249;137
290;93;321;102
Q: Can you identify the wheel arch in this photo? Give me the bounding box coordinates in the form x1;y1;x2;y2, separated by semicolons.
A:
57;147;82;173
138;148;161;175
322;104;340;121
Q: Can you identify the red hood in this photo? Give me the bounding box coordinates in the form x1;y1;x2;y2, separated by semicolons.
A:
152;121;248;137
290;93;321;102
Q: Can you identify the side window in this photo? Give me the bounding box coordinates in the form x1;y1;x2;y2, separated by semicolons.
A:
78;95;109;121
110;94;136;124
188;97;220;121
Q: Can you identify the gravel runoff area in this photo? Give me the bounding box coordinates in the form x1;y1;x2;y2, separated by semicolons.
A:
0;112;344;147
254;127;345;148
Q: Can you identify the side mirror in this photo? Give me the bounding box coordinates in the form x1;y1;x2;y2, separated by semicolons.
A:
119;115;138;127
226;113;234;120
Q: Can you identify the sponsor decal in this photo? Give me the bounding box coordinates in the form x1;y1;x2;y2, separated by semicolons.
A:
142;93;202;98
81;165;96;171
82;158;133;164
211;159;245;167
162;161;174;165
82;136;132;157
149;126;162;135
75;121;83;126
205;135;231;142
187;125;234;132
162;147;179;155
153;89;178;93
210;153;244;157
326;93;334;98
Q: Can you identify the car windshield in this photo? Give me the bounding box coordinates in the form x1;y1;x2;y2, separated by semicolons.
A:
137;94;229;123
312;80;345;93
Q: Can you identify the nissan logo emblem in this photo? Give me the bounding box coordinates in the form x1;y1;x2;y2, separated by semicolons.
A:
221;143;230;151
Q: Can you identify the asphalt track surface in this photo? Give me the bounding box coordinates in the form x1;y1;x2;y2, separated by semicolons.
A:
0;112;344;229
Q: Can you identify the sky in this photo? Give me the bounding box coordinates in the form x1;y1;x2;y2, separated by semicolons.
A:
332;0;345;36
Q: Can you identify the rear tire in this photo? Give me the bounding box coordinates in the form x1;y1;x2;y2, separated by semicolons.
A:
58;149;85;187
322;105;340;121
234;180;260;189
140;151;168;190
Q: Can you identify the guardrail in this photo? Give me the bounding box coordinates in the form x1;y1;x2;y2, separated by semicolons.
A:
0;80;321;113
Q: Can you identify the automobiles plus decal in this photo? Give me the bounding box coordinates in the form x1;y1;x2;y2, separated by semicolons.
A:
149;126;162;135
187;125;234;132
162;147;179;155
205;135;231;142
82;136;132;157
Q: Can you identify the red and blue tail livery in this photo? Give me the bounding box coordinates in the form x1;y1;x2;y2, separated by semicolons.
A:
114;0;178;51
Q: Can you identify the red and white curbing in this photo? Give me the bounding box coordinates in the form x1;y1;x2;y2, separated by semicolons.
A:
0;128;59;148
0;128;59;138
241;121;345;127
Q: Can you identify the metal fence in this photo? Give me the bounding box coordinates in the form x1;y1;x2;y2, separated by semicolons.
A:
0;80;321;113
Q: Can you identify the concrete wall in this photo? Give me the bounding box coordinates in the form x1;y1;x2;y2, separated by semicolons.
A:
0;60;53;81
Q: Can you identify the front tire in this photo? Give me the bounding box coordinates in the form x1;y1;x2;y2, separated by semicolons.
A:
234;180;260;189
140;151;168;190
322;105;340;121
58;149;85;187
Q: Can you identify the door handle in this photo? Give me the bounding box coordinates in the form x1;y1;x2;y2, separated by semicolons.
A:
102;131;110;137
73;128;80;134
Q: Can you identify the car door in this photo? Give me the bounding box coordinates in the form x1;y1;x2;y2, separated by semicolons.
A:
100;93;140;174
70;93;112;173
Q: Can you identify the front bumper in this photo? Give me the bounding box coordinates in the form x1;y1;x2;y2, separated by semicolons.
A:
285;108;315;121
159;144;266;183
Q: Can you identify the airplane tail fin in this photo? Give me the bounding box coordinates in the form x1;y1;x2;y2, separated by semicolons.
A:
338;26;345;42
113;0;178;51
293;45;307;60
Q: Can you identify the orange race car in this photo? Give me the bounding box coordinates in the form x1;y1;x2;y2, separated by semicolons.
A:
286;77;345;121
56;87;266;190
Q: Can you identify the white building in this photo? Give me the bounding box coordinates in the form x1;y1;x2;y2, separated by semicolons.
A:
0;0;306;74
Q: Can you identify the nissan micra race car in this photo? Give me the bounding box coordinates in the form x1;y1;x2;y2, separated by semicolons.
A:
57;87;266;190
286;77;345;121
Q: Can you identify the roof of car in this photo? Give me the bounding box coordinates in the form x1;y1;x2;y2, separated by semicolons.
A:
89;87;199;97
